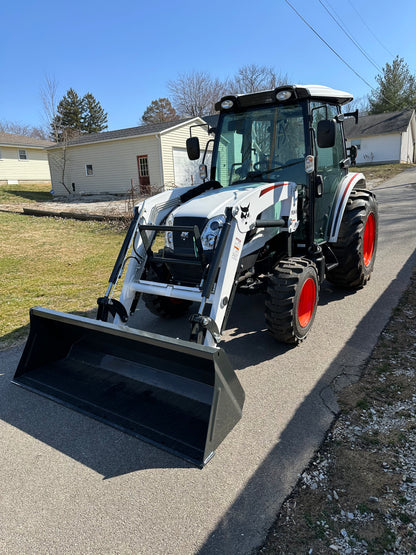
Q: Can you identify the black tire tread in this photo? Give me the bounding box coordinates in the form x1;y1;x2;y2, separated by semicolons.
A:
327;189;378;289
265;257;319;345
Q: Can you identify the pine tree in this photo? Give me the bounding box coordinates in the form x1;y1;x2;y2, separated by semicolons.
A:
141;98;178;124
51;88;83;140
82;92;108;133
369;56;416;114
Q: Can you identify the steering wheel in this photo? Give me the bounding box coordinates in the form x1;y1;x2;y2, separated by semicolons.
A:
253;161;270;172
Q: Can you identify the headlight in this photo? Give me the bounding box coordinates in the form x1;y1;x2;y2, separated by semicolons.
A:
201;215;226;250
165;212;174;249
276;90;292;101
220;99;234;110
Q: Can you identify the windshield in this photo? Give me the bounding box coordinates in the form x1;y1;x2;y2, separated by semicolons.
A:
213;103;309;187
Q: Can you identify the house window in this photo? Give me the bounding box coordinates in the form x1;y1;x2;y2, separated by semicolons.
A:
85;164;94;176
18;149;28;160
351;139;361;150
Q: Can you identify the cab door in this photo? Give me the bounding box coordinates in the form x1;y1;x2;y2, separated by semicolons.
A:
311;103;347;243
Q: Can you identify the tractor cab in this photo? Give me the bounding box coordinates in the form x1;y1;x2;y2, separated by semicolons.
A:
190;85;356;245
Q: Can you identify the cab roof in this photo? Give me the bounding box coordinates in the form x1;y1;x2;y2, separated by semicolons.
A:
215;84;353;112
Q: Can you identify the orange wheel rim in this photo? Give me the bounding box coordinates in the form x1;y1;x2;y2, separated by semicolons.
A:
363;213;375;267
298;277;316;328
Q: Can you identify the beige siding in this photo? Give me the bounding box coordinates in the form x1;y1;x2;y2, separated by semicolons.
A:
0;146;51;183
48;136;162;196
400;123;415;163
160;121;212;188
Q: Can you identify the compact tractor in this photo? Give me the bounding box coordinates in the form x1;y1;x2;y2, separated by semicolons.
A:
14;85;378;466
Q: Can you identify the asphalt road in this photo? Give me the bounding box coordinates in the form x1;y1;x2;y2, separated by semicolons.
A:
1;169;416;554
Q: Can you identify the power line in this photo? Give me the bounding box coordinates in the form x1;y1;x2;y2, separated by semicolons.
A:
283;0;375;90
318;0;382;73
346;0;395;59
284;0;397;109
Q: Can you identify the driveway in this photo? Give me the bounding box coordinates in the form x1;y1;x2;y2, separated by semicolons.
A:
1;169;415;554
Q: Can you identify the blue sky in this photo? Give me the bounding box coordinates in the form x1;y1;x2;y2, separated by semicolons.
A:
2;0;414;132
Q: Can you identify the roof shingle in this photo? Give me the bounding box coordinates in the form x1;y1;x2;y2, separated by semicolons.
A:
344;109;414;138
0;132;55;148
48;118;199;148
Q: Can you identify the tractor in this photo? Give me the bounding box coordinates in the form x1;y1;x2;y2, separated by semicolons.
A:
13;85;378;466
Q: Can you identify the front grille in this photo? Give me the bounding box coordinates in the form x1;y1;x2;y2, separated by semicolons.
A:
172;217;208;257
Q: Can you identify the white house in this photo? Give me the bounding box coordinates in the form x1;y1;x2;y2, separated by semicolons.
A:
0;132;54;184
47;118;213;196
344;109;416;165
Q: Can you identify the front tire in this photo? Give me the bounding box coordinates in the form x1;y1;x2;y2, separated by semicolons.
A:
142;263;192;319
265;257;319;345
143;294;193;319
327;189;378;289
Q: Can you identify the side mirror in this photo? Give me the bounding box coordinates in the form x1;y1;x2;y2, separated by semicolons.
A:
186;137;200;160
317;119;336;148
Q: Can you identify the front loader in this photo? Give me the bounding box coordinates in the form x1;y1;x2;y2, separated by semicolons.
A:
13;85;378;466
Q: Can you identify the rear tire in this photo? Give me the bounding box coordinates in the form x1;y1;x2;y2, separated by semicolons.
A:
265;257;319;345
327;189;378;289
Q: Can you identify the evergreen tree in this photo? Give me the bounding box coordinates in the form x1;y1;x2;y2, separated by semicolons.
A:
141;98;178;124
82;92;108;133
52;88;83;139
369;56;416;114
51;88;108;140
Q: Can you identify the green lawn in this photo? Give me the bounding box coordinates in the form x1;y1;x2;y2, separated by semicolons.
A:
0;212;124;349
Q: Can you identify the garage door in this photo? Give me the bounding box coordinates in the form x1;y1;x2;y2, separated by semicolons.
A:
173;148;212;188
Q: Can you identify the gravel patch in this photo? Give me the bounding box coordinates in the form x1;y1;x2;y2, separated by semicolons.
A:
258;270;416;554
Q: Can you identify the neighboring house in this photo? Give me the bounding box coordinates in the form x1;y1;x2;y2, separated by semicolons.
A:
47;118;213;196
344;109;416;165
0;132;55;184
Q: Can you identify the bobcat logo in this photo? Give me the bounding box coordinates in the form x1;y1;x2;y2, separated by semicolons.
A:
240;204;250;220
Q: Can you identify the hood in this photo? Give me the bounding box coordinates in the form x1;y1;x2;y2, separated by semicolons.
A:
172;183;263;220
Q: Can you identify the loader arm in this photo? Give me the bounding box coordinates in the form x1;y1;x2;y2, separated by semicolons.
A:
117;181;299;346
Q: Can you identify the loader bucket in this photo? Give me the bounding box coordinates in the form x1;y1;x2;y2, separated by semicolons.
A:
13;307;244;467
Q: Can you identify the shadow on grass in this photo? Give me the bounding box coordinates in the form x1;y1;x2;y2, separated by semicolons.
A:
0;189;53;202
0;308;97;351
0;324;30;351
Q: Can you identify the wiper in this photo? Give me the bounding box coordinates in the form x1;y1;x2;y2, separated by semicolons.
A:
232;160;304;185
259;159;304;177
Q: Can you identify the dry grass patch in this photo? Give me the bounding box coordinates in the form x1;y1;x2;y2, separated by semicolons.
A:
358;163;415;182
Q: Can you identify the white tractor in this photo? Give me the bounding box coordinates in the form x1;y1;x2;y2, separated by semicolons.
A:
14;85;378;466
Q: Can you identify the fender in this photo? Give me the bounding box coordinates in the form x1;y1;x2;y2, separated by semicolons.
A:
328;172;366;242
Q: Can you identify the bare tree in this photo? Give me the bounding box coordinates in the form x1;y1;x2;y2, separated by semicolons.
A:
344;95;370;114
229;64;288;94
47;131;73;195
140;98;179;125
168;71;229;117
0;120;48;139
41;74;61;142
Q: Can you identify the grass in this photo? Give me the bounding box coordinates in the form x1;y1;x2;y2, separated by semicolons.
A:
0;212;124;349
357;162;415;181
0;182;53;203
